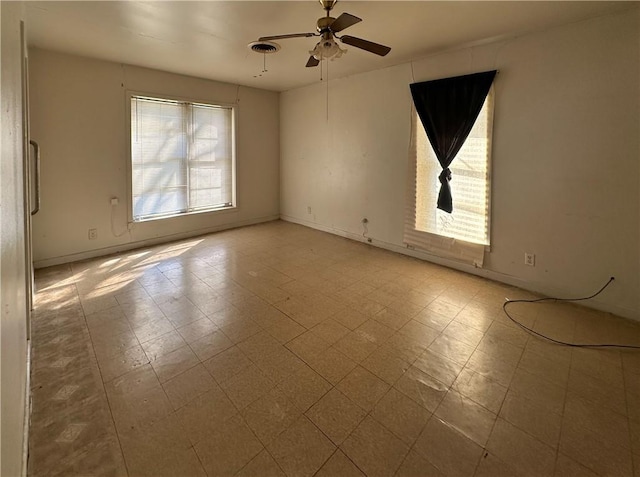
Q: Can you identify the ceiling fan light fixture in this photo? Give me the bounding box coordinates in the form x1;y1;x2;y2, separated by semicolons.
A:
310;38;346;60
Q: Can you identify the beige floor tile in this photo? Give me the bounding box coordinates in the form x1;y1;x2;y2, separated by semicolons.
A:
194;413;264;476
524;338;572;366
442;320;485;347
414;309;454;333
236;449;286;477
628;387;640;423
265;315;306;343
238;330;284;361
311;319;351;344
631;419;640;456
485;320;529;348
277;365;332;412
454;307;494;333
341;416;409;477
563;393;631;450
220;363;276;410
487;418;557;477
567;367;628;416
571;348;625;388
554;453;599;477
267;415;336;477
428;333;476;365
98;345;149;383
398;320;440;347
189;328;234;361
508;367;566;416
140;330;187;362
92;330;140;362
164;307;207;328
255;346;307;384
435;390;497;447
474;452;519;477
103;363;160;398
306;388;367;445
33;224;640;477
622;351;640;376
426;298;463;319
395;449;445;477
371;309;412;331
518;348;570;388
333;332;379;363
150;345;200;383
175;386;238;445
315;450;365;477
413;416;483;477
107;383;173;434
337;366;390;411
361;346;411;385
286;331;331;362
382;332;428;362
332;308;369;331
466;348;518;387
559;417;633;477
499;390;562;447
220;316;263;344
306;347;358;385
370;388;431;445
161;363;217;410
452;368;507;414
243;388;302;445
202;345;252;384
118;413;206;477
355;319;395;344
133;319;176;344
414;349;464;387
393;366;448;412
175;317;218;343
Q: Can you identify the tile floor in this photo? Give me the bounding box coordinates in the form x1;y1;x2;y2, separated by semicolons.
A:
28;220;640;477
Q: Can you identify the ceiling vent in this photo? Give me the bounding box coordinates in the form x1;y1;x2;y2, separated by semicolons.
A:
248;41;281;54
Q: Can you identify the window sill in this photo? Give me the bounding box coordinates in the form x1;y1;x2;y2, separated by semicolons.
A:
132;205;237;224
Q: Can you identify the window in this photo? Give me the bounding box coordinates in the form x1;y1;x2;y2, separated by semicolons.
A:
405;88;494;265
130;95;235;222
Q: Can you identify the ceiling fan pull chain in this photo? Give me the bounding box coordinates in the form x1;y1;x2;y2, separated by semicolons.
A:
326;59;330;122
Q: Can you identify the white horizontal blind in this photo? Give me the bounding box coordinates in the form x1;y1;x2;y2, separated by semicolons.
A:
404;88;493;266
131;96;234;221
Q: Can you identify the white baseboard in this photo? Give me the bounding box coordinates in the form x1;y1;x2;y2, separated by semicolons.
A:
34;215;279;269
280;214;639;322
22;340;31;477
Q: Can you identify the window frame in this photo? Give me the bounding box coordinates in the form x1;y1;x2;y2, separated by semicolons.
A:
404;86;495;265
126;91;237;224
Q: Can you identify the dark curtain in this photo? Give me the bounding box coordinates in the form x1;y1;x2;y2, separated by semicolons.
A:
410;70;496;213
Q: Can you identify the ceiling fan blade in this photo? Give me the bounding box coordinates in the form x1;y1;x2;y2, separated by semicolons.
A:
306;56;320;68
258;33;315;41
340;35;391;56
329;12;362;33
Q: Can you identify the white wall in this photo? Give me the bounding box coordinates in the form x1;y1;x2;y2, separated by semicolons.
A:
1;2;29;475
29;49;280;266
281;8;640;320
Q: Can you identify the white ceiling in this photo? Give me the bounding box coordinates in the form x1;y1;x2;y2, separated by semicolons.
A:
26;1;630;92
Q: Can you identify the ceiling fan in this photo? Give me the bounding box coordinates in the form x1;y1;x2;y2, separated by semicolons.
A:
258;0;391;68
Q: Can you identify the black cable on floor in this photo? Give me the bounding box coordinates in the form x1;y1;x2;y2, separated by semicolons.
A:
502;277;640;349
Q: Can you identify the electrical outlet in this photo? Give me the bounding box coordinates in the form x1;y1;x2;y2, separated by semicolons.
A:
307;206;312;214
110;197;119;206
88;228;97;240
524;252;535;266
